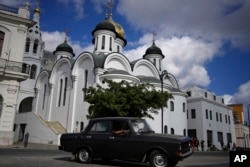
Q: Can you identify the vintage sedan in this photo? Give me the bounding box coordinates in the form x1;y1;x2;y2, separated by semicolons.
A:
59;117;192;167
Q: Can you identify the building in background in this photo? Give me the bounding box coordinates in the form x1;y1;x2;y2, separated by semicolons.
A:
0;3;35;145
182;86;236;150
228;104;250;148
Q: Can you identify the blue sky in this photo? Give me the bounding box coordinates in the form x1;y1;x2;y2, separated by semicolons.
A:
2;0;250;122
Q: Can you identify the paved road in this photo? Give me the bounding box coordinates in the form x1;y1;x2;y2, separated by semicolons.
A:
0;146;229;167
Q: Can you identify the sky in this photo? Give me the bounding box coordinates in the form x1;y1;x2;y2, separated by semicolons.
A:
2;0;250;122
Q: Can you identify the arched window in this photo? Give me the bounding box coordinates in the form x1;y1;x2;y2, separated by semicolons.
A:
0;31;5;56
117;45;120;53
63;77;67;106
42;84;46;110
33;39;39;54
30;65;37;79
25;38;30;52
109;37;112;51
0;95;3;117
95;37;98;50
101;35;105;49
58;79;63;107
170;101;174;111
183;103;186;112
171;128;174;134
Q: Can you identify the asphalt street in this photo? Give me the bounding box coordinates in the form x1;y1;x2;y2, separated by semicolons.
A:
0;143;229;167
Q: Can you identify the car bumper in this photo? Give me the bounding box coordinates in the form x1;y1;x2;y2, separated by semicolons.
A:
176;150;193;160
58;146;64;150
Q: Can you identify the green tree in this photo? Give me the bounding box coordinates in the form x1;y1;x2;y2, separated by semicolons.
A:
83;79;172;119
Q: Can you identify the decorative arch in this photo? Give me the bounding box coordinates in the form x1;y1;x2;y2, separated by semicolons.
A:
132;59;159;77
49;58;72;84
104;53;132;74
19;97;33;113
25;38;30;52
72;52;94;75
0;26;11;57
30;64;37;79
33;39;39;54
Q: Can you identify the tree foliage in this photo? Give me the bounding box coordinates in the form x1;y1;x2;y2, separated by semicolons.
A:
83;79;173;119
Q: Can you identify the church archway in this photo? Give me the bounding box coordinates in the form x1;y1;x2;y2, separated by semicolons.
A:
19;97;33;113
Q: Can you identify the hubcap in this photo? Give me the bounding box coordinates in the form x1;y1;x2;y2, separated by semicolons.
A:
79;150;89;162
154;155;166;166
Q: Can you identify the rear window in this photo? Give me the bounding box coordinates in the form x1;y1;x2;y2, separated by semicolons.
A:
89;121;109;133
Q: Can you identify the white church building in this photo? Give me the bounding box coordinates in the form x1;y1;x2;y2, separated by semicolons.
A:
0;3;236;147
13;6;187;145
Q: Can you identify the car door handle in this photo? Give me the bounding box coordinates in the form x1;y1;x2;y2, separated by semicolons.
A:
109;136;115;140
86;136;91;139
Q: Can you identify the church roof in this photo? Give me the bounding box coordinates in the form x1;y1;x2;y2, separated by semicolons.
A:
54;39;75;56
143;42;164;58
137;75;161;83
92;18;116;35
104;68;130;75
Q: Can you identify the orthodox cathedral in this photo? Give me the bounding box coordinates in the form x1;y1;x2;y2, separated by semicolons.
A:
14;5;188;144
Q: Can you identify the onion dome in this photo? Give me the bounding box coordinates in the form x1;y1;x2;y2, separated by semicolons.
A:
145;41;163;55
92;18;116;35
34;7;41;13
108;16;125;39
54;39;75;56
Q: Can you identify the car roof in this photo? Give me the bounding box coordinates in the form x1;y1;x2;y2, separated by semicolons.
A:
90;117;143;121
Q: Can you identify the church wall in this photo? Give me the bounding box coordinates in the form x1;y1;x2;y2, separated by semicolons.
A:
35;75;49;119
168;94;188;136
49;60;72;129
70;54;95;132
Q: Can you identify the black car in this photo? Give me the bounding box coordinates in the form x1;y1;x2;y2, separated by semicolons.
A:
59;117;192;167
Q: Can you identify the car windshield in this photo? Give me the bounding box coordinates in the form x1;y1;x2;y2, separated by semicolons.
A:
130;119;154;133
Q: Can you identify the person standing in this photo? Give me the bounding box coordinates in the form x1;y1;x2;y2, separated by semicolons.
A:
201;140;205;151
195;138;199;151
23;132;29;148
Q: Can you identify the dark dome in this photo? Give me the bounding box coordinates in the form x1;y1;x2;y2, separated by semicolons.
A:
145;42;163;55
91;19;116;35
54;39;74;56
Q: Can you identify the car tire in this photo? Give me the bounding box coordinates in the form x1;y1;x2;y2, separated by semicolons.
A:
77;148;92;163
149;150;168;167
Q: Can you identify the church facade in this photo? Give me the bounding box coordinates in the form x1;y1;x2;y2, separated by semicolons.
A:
13;7;188;144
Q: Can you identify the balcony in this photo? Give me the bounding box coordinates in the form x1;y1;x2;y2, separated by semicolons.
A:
0;58;30;81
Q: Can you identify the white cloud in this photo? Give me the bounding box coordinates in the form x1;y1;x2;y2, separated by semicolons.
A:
230;81;250;105
124;33;221;88
42;31;92;56
117;0;250;49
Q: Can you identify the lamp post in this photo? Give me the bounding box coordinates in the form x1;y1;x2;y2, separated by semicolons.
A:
159;70;168;133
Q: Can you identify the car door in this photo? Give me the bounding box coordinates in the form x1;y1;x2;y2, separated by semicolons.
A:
84;120;115;158
109;120;147;162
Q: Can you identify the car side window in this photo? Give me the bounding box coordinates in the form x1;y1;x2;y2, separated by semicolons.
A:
89;121;109;133
112;120;130;135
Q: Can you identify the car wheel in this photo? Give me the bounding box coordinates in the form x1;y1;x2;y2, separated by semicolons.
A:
149;150;168;167
77;148;92;163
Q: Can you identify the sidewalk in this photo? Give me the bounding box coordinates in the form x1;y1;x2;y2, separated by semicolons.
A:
0;142;58;150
